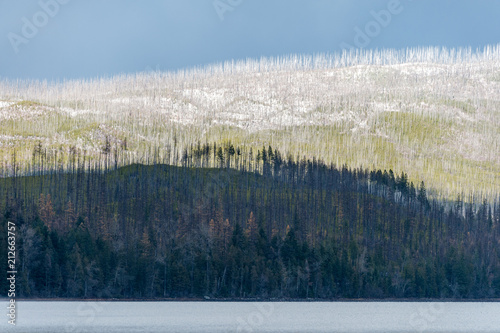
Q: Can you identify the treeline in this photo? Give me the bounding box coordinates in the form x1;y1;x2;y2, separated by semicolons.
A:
0;143;499;299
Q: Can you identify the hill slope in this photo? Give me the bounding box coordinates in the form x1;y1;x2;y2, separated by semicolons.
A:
1;162;499;299
0;46;499;200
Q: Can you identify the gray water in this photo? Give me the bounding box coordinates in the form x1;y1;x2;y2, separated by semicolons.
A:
2;301;500;332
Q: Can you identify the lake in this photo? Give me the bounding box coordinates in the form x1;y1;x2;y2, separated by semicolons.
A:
2;301;500;332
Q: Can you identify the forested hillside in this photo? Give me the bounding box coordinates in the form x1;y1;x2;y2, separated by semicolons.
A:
1;143;499;299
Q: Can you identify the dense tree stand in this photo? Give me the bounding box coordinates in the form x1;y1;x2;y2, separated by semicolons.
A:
0;144;499;299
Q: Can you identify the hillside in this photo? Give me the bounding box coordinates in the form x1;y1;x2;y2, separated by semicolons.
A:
0;46;499;201
1;161;499;299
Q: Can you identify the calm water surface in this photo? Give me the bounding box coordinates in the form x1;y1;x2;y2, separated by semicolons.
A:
2;301;500;332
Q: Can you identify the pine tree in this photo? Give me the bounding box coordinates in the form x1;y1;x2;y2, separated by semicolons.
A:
245;211;258;244
38;194;56;231
217;147;224;167
418;181;428;208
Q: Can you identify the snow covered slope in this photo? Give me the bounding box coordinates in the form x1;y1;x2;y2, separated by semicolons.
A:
0;46;499;200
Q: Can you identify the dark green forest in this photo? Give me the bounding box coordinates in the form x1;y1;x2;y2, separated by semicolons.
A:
1;143;499;299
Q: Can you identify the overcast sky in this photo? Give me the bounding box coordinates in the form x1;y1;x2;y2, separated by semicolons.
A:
1;0;499;80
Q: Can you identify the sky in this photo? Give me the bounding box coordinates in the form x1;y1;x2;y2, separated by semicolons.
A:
1;0;499;80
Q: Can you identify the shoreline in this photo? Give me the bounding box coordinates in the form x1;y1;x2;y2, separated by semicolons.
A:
3;297;500;302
